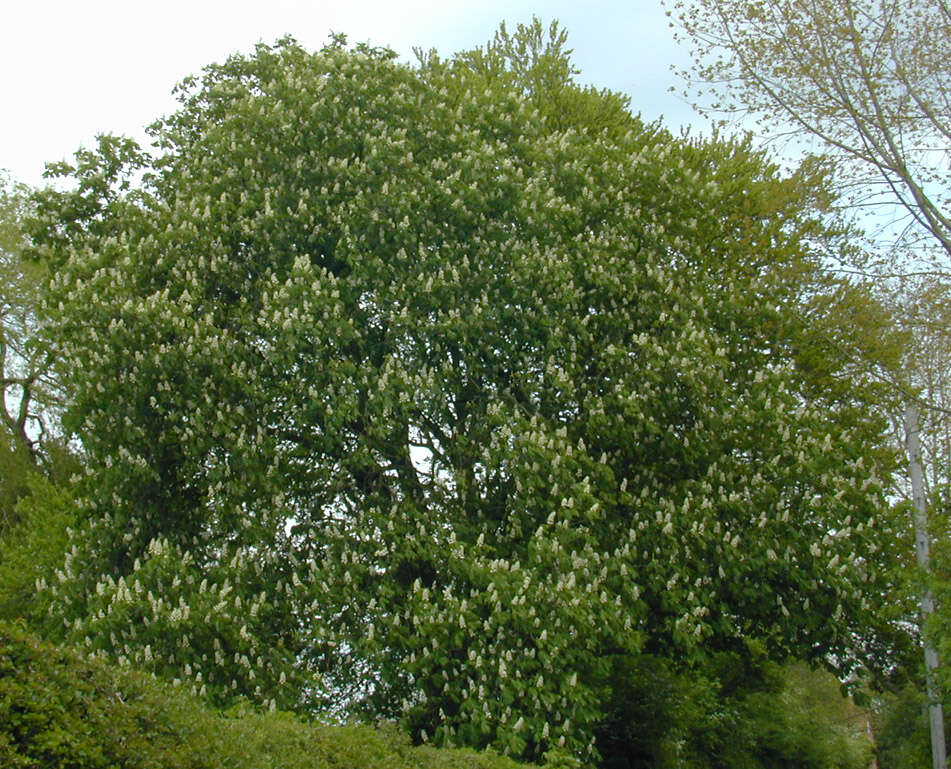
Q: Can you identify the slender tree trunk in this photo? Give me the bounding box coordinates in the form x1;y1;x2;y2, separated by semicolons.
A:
905;401;948;769
865;714;879;769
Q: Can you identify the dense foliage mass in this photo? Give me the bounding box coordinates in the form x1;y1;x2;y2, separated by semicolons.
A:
0;621;523;769
24;21;899;765
873;683;951;769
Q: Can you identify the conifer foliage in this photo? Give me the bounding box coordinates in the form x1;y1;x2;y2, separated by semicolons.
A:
28;21;897;764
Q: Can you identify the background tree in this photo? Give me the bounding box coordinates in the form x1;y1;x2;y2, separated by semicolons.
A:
0;174;45;534
26;22;902;766
668;2;951;765
892;281;951;496
0;172;78;547
667;0;950;269
0;175;62;462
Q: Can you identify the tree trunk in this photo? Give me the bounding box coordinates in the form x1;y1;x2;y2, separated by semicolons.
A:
905;401;948;769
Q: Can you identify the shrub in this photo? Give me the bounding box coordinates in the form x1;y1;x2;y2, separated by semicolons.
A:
0;474;76;627
873;683;950;769
0;621;524;769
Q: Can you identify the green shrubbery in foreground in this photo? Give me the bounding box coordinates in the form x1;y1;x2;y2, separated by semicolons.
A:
0;621;523;769
1;616;877;769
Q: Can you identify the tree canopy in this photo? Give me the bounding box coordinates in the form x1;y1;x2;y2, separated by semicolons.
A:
26;21;900;765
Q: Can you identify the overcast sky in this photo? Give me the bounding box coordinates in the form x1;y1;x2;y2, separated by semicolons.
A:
2;0;706;187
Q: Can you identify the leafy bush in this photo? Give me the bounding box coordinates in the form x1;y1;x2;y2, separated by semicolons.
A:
748;662;873;769
0;620;524;769
0;438;34;538
593;650;872;769
0;474;76;627
872;683;950;769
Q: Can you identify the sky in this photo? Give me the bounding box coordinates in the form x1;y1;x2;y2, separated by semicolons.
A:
1;0;705;188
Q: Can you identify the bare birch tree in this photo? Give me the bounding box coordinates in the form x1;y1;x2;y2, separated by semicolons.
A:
668;0;950;271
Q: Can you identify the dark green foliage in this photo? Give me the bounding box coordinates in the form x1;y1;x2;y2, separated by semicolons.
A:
749;662;872;769
0;620;525;769
872;684;951;769
0;474;76;627
0;437;34;538
594;654;719;768
594;651;871;769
